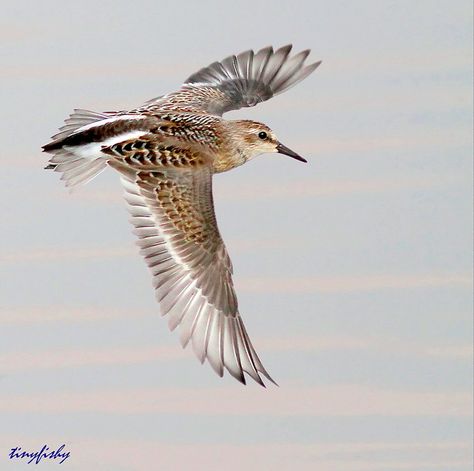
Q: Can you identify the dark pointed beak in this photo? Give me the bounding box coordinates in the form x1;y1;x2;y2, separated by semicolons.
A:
276;142;307;163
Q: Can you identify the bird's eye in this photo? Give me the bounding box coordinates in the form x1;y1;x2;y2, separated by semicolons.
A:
258;131;268;140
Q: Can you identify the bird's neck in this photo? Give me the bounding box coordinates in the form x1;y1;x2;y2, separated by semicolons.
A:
211;151;243;174
211;122;254;173
212;143;252;173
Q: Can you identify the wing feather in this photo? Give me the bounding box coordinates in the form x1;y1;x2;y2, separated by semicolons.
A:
171;44;321;115
114;162;275;386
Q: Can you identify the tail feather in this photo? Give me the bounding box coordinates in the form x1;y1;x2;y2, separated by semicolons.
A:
63;159;107;188
43;107;149;189
43;108;113;188
45;149;107;188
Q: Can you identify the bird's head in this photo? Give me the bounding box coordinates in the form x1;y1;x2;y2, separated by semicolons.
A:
230;120;307;163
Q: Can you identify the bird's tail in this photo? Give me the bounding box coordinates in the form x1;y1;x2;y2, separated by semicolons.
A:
42;109;112;188
44;152;108;189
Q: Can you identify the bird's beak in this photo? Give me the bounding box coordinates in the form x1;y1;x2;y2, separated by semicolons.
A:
276;142;307;163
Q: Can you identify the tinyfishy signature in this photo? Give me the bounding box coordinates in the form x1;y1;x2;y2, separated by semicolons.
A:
8;444;70;464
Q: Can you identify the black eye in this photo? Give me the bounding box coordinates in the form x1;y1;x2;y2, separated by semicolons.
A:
258;131;268;140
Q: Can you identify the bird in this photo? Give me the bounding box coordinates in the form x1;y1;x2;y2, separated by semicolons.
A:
43;45;321;386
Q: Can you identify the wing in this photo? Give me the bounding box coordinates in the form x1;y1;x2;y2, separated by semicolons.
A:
107;147;276;386
146;45;320;116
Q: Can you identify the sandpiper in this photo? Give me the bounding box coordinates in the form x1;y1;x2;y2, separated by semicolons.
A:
43;45;321;386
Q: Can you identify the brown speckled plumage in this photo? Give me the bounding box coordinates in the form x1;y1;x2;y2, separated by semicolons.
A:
42;45;321;386
102;138;209;169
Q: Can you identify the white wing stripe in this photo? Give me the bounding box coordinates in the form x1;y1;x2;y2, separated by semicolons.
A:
191;303;213;362
179;295;207;347
167;284;199;331
206;312;224;376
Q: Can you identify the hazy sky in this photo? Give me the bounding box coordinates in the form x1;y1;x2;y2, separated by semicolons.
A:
1;1;472;470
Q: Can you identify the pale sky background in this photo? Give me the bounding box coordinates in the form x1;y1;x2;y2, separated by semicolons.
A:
0;1;472;470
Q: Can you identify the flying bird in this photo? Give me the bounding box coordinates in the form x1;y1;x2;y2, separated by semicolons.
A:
43;45;321;386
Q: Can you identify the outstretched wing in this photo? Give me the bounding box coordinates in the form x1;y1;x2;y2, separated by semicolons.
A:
107;147;276;386
145;45;320;116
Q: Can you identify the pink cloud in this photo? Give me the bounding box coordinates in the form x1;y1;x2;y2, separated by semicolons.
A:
0;246;134;263
0;345;185;374
0;384;470;417
0;306;148;324
236;273;472;293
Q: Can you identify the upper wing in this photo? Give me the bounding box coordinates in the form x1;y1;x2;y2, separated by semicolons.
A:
107;145;275;386
145;45;321;116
